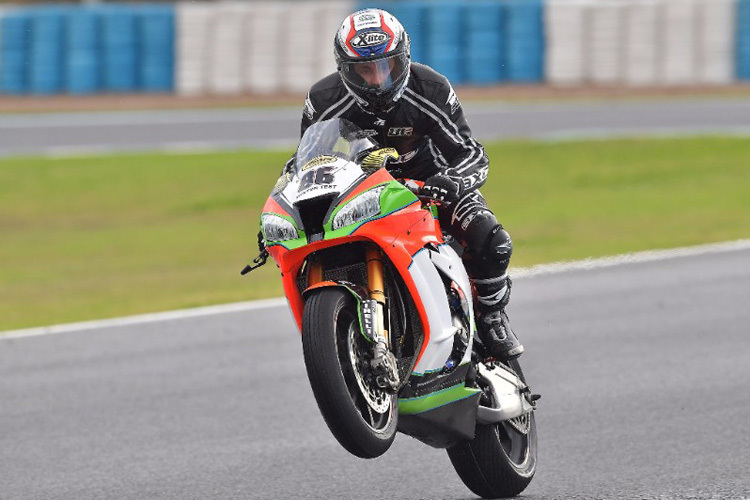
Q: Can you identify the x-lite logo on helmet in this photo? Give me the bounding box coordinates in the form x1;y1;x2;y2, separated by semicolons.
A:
339;10;402;58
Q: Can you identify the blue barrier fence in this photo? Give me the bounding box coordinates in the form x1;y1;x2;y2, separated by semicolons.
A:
358;0;545;85
506;0;544;82
738;0;750;80
382;2;427;65
0;3;174;95
1;12;31;94
67;9;101;94
1;1;747;95
466;1;506;83
140;6;174;92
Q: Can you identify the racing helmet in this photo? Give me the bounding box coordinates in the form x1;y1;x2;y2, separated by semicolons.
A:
334;9;411;112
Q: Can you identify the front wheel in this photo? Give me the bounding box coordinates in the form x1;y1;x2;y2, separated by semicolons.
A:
302;288;397;459
447;359;537;498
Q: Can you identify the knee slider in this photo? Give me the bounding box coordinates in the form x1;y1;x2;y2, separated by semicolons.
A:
485;226;513;262
464;225;512;278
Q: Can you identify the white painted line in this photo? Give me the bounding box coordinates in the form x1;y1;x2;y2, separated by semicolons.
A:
2;239;749;340
0;298;288;340
538;127;750;142
2;138;299;160
0;108;301;129
512;239;750;278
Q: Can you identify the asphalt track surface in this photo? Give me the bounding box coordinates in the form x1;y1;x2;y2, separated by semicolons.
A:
2;247;750;500
1;98;749;157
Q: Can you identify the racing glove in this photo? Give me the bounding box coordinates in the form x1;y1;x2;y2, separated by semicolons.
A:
421;173;465;205
361;147;399;172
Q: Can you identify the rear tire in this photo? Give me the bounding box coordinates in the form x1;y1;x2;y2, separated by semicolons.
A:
302;288;397;459
447;359;537;498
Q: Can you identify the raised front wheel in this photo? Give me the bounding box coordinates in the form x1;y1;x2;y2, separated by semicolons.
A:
302;288;397;459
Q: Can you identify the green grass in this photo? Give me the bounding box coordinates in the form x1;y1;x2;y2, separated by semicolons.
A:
1;136;748;330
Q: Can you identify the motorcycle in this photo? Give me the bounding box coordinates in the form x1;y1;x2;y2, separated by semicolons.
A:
243;118;538;499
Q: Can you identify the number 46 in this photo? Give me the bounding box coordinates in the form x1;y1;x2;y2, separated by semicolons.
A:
299;167;334;191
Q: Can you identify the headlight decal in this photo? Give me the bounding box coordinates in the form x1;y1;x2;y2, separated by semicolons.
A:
261;213;300;242
327;181;419;236
331;185;386;231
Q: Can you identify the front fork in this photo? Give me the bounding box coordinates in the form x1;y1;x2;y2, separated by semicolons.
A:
366;247;400;391
366;246;388;350
308;244;400;392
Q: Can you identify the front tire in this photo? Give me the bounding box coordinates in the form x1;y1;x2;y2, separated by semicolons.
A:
302;288;397;459
447;359;537;498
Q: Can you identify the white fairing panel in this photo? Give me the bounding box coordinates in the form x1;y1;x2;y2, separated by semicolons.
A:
408;245;476;374
279;157;363;205
428;244;476;366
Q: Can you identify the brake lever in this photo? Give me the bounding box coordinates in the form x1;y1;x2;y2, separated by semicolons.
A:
241;231;270;276
241;249;269;275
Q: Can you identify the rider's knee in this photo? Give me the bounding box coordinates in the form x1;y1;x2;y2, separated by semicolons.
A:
461;219;512;277
485;225;513;262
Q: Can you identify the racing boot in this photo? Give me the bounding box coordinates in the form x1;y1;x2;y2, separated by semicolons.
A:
473;274;524;361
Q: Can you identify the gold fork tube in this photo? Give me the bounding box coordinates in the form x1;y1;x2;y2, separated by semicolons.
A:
366;246;388;343
308;257;323;286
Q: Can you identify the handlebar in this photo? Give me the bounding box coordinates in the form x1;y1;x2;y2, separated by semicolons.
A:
396;178;443;206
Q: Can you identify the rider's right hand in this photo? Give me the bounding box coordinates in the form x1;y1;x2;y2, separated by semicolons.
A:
421;173;464;205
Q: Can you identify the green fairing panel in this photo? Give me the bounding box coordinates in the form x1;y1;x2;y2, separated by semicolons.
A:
430;204;439;219
398;383;481;415
399;363;479;415
260;211;307;251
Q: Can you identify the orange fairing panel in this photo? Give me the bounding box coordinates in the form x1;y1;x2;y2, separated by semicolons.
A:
262;196;289;217
270;202;443;369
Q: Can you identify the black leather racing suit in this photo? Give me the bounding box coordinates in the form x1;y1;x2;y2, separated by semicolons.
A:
295;63;513;305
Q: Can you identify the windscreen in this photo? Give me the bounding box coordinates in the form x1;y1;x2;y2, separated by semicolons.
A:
294;118;376;174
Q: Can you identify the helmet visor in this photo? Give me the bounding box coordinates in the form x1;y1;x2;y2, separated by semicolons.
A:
340;53;408;93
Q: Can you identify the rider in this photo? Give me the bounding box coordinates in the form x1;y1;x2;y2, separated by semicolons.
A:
289;8;523;361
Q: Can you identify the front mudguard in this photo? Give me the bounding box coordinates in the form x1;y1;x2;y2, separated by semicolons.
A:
302;281;376;343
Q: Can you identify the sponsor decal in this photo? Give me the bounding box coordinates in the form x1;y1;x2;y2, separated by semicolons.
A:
361;299;377;340
388;126;413;137
354;12;380;31
301;155;338;171
446;84;461;114
460;211;477;230
351;31;389;48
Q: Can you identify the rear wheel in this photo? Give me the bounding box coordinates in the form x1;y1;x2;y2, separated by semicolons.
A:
447;359;537;498
302;288;397;458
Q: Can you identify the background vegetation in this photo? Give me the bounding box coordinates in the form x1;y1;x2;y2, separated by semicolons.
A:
1;136;748;330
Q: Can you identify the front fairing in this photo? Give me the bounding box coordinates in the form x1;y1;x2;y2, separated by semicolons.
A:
262;168;423;253
260;118;423;252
